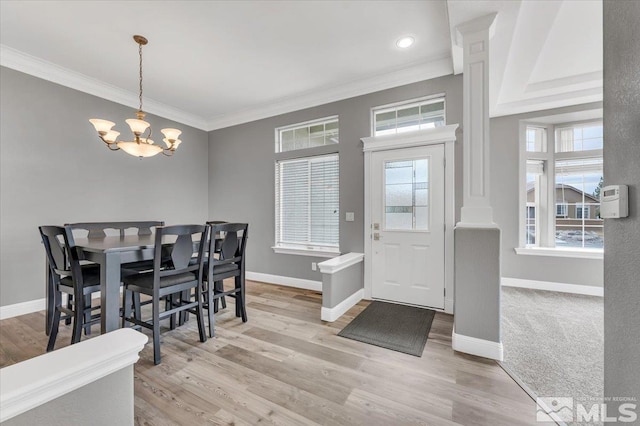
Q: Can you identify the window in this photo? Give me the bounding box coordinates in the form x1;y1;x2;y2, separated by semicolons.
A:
372;96;445;136
276;116;339;153
556;203;568;218
275;155;339;254
521;121;603;251
576;204;590;219
384;158;430;230
274;116;340;256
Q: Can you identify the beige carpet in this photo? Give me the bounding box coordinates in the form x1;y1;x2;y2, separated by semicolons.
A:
501;287;603;413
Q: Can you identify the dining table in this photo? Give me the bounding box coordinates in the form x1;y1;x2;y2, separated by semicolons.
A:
44;234;201;335
76;234;164;334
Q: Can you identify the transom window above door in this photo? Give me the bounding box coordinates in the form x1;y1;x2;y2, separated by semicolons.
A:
372;96;445;136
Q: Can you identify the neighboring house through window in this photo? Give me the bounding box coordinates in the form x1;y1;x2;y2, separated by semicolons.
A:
521;121;604;250
274;116;340;257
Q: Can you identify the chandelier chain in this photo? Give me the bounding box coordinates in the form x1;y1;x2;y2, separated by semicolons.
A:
138;41;143;112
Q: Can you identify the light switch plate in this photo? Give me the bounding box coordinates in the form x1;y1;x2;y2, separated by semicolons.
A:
345;212;355;222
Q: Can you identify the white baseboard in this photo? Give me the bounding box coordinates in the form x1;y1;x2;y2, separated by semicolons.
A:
0;298;46;320
321;289;364;322
501;277;603;297
452;327;504;361
0;291;120;321
246;271;322;292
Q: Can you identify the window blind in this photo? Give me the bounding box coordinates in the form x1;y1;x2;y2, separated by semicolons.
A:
275;154;339;249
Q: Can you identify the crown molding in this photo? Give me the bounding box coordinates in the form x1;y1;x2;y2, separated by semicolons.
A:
205;55;453;131
0;44;209;130
2;44;453;133
491;86;603;118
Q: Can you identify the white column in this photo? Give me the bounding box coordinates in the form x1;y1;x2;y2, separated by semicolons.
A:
456;13;497;226
453;13;503;361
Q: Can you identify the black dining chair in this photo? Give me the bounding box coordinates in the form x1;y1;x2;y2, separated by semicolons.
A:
121;224;208;365
202;222;248;337
206;220;228;310
39;225;102;352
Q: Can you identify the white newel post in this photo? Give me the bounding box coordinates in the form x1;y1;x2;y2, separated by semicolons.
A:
452;14;504;361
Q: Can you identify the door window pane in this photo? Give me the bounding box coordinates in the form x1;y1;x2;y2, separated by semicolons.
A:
384;158;429;230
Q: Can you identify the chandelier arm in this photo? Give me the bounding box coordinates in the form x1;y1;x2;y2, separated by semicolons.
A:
162;148;174;157
98;135;120;150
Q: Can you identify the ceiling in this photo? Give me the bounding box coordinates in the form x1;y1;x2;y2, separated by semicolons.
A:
0;0;602;131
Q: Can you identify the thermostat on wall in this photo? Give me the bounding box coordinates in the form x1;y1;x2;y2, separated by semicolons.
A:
600;185;629;218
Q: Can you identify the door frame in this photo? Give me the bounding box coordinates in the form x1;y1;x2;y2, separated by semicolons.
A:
361;124;459;314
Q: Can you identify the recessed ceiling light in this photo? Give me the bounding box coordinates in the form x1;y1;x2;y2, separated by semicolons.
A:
396;36;415;49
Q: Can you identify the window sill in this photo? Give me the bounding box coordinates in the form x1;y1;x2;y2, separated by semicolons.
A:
514;247;603;260
272;246;340;258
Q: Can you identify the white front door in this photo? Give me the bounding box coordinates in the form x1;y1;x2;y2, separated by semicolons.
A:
370;144;446;309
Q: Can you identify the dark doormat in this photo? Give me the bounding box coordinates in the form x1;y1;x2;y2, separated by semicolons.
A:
338;301;436;357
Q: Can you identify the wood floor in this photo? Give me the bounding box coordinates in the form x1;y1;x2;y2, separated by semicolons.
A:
0;281;540;425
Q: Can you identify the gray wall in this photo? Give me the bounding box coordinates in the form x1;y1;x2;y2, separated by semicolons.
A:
491;102;604;287
454;227;501;343
0;67;209;307
208;76;463;281
603;0;640;407
4;367;134;426
322;263;363;309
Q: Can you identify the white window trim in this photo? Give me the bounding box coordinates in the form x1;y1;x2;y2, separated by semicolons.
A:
518;120;604;258
272;245;340;258
514;247;603;260
370;94;446;137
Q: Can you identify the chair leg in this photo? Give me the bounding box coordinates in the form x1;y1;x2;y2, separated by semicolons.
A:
169;294;177;330
65;294;73;326
207;281;215;338
235;275;241;318
213;281;225;313
71;295;84;345
133;293;142;320
152;295;161;365
84;295;92;335
240;270;247;323
46;269;54;336
122;289;132;328
218;281;227;309
46;292;62;352
196;287;207;343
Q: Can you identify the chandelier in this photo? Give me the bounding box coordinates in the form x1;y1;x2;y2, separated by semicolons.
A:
89;35;182;158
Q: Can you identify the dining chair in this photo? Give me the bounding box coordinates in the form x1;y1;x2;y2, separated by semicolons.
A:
206;220;228;310
121;224;208;365
39;225;102;352
202;222;248;337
